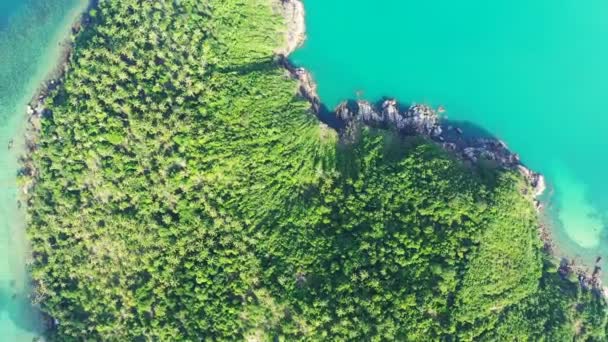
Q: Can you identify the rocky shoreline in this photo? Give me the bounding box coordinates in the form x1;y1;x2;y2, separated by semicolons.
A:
273;1;544;196
20;2;95;191
19;4;606;335
17;5;95;335
278;0;608;297
278;56;546;201
333;98;547;192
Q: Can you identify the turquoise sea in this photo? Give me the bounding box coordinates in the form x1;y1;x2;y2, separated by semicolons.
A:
0;0;88;339
292;1;608;276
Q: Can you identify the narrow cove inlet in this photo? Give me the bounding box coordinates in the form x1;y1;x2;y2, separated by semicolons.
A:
292;0;608;279
0;0;88;339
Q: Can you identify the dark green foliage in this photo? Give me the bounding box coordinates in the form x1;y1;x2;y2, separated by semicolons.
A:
255;135;490;340
482;262;608;341
26;0;607;341
455;176;543;338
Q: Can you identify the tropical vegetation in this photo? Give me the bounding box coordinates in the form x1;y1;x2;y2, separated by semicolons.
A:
25;0;608;340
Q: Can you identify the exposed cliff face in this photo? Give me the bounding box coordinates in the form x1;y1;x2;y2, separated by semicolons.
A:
274;0;306;56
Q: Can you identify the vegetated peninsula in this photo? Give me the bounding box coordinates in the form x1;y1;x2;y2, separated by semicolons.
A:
22;0;608;340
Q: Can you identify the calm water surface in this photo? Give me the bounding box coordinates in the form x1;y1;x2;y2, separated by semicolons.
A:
293;1;608;275
0;0;87;339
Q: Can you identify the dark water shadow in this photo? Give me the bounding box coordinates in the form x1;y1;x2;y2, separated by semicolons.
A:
440;119;495;139
316;101;344;130
0;282;43;335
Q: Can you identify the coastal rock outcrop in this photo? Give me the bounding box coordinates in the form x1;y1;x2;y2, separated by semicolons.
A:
334;99;545;198
274;0;608;298
518;165;546;197
274;0;545;200
402;103;442;137
357;100;382;123
335;100;442;137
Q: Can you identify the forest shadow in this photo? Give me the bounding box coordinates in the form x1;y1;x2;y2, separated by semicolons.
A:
216;57;278;75
227;58;517;190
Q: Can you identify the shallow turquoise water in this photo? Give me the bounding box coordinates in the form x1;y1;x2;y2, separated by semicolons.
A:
293;1;608;274
0;0;88;339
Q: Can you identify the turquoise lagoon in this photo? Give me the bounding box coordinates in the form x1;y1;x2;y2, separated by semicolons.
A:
0;0;88;339
292;1;608;274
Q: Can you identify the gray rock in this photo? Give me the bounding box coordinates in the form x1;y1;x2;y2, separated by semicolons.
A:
357;100;382;123
402;104;442;136
382;99;399;124
335;101;354;121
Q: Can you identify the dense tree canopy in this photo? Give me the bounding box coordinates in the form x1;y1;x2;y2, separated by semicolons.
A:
26;0;607;340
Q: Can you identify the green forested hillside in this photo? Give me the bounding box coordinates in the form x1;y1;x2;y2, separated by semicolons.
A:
25;0;607;340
